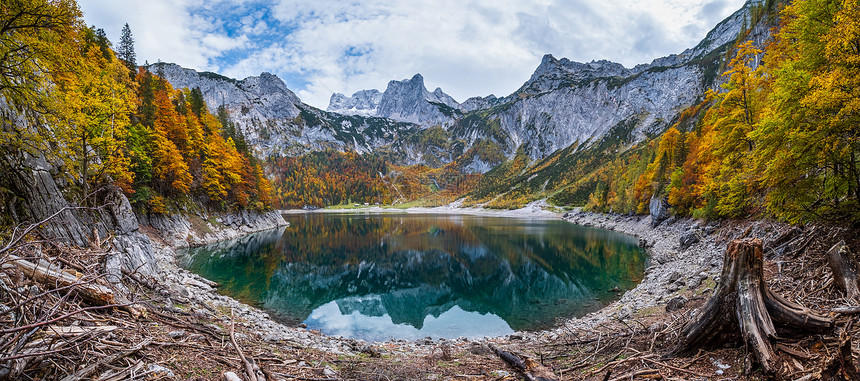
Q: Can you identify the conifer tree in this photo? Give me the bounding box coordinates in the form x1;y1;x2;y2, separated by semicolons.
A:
118;23;136;72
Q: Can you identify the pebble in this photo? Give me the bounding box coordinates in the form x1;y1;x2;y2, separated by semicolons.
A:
323;366;336;377
147;364;175;378
167;330;185;339
617;306;633;320
665;296;688;312
666;271;682;283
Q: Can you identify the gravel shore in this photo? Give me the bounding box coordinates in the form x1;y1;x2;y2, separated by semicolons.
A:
152;204;734;357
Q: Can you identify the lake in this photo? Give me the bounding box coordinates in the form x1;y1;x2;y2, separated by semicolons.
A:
178;213;647;341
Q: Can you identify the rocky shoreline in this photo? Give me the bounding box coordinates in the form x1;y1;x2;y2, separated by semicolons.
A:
142;210;365;355
140;209;290;248
536;211;727;339
147;205;742;359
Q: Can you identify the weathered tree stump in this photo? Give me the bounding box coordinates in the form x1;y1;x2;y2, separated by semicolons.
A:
826;240;860;300
670;239;834;373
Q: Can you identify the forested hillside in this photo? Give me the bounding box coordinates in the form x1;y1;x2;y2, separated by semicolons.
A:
0;0;273;218
277;0;860;226
3;0;857;226
571;0;859;223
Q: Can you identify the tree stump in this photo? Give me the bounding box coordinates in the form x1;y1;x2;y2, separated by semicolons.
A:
826;240;860;300
670;239;833;373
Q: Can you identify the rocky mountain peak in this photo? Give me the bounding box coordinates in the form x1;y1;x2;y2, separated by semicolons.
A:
520;54;634;94
240;72;302;105
155;0;767;169
325;73;462;127
327;89;382;116
460;94;500;113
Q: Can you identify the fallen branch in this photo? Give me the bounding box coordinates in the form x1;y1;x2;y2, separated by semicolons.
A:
229;308;259;381
583;353;655;379
9;254;114;306
488;344;558;381
642;357;709;378
271;372;338;381
57;337;151;381
0;303;132;334
607;369;658;381
832;306;860;315
818;332;860;380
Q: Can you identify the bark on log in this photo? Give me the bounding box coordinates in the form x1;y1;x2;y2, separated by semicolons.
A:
10;255;115;306
488;344;558;381
826;241;860;300
670;239;833;373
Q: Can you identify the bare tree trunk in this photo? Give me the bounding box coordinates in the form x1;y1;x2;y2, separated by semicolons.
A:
826;240;860;300
670;239;833;373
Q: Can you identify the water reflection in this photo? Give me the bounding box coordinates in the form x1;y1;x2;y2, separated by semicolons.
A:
178;213;646;341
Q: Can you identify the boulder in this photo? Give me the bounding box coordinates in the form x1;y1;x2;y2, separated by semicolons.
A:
680;230;701;250
649;194;670;226
666;296;688;312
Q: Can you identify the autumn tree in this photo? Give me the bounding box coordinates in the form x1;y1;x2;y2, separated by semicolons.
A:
0;0;80;154
49;26;136;203
694;41;766;218
126;67;272;212
752;0;860;222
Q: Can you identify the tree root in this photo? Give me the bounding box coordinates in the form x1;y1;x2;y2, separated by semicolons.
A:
670;239;834;373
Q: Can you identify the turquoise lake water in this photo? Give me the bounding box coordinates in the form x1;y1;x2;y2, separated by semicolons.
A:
178;213;646;341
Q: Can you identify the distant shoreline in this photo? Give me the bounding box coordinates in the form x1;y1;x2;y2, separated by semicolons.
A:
280;199;565;220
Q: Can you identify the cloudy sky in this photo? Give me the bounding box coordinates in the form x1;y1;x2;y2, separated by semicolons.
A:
78;0;746;109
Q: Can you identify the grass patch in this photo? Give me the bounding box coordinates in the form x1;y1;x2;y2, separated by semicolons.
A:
188;215;214;236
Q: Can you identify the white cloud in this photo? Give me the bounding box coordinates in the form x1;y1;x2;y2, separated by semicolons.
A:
77;0;746;109
78;0;250;70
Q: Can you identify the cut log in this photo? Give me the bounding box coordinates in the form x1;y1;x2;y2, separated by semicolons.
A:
826;241;860;300
488;344;559;381
8;254;145;318
670;239;833;373
10;255;115;306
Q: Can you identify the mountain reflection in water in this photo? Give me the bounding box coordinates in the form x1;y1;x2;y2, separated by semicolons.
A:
178;213;646;341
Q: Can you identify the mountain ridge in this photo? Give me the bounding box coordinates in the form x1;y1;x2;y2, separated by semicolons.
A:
153;0;762;172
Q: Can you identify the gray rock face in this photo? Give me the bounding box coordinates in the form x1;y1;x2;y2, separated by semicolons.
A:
376;74;460;127
460;95;500;113
138;209;287;248
328;75;465;127
152;63;311;156
154;64;435;162
687;0;762;59
0;140;159;283
474;61;704;160
519;55;631;94
327;89;382;116
155;0;764;170
155;63;391;157
649;195;670;226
